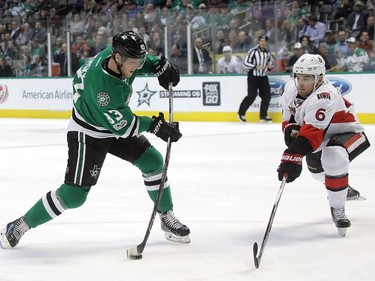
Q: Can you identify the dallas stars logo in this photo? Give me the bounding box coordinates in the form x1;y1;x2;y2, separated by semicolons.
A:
136;83;156;107
89;165;101;179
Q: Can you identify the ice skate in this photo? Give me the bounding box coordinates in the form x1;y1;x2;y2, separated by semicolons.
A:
0;217;30;249
330;207;351;237
346;186;366;201
159;210;190;243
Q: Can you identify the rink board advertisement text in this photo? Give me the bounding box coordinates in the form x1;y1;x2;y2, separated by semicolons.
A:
0;74;373;123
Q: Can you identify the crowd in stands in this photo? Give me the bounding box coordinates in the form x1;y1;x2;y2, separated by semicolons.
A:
1;0;375;77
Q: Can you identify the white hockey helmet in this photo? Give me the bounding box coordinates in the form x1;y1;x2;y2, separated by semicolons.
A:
293;54;326;80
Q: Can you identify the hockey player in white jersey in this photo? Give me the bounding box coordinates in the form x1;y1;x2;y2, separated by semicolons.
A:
277;54;370;236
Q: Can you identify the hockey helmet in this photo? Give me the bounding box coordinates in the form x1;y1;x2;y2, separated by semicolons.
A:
112;31;147;68
293;54;326;80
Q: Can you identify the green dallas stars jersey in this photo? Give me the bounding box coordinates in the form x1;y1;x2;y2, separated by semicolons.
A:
71;46;160;138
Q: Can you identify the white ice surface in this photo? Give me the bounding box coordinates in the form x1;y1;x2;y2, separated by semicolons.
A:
0;119;374;281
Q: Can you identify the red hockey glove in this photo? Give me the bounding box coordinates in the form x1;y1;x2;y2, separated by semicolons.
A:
277;148;303;183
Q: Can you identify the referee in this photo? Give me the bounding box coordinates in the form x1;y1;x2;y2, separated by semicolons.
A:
238;35;274;123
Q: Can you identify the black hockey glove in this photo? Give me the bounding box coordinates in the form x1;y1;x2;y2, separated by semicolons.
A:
153;56;180;90
277;148;303;183
284;123;301;147
148;112;182;142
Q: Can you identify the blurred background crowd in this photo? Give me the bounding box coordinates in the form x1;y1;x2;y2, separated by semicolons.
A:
1;0;375;77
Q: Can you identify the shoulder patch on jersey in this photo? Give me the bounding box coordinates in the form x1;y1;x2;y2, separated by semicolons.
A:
97;92;110;106
317;92;331;100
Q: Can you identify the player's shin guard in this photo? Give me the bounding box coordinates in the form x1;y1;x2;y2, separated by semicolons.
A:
134;146;173;212
24;184;89;228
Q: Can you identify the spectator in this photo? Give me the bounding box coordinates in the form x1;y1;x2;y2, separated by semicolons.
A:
265;19;280;49
318;43;339;72
18;54;32;76
335;30;350;58
191;3;208;32
9;20;21;41
299;35;318;54
280;19;295;47
71;35;89;58
4;40;21;60
52;36;65;57
358;31;373;55
0;56;14;77
150;31;164;56
170;43;188;74
16;22;33;46
69;13;86;37
215;29;227;54
334;0;354;27
364;15;374;40
285;42;304;72
30;21;47;43
324;30;338;55
138;26;152;49
143;3;158;28
49;7;63;35
344;1;368;39
233;31;252;53
305;15;326;46
53;43;80;77
88;34;107;57
192;37;212;74
147;46;157;56
29;54;47;77
227;31;238;50
342;37;369;72
29;38;46;59
295;17;308;43
217;46;243;74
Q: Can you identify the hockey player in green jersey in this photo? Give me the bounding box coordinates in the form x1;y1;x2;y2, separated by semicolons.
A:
0;31;190;249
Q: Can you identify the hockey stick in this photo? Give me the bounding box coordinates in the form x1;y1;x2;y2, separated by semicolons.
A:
253;177;287;268
126;83;174;260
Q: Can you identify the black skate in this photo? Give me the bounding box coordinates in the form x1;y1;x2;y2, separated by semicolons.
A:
331;207;351;237
0;217;30;249
159;210;190;243
346;186;366;201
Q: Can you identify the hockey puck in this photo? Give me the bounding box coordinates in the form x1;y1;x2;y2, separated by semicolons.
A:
129;254;143;260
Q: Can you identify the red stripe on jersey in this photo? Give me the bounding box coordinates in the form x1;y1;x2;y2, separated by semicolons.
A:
331;110;356;123
298;124;324;150
325;175;348;189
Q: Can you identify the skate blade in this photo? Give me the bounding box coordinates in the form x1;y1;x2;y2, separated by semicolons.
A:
338;228;347;237
0;228;11;249
346;195;366;201
164;232;191;243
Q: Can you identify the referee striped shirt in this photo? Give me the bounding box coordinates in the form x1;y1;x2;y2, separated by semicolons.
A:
243;45;273;76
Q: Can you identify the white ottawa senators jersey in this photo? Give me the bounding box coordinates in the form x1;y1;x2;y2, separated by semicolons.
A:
281;78;364;152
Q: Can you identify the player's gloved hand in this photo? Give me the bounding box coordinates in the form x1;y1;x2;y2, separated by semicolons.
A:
153;56;180;90
284;123;301;147
148;112;182;142
277;148;303;183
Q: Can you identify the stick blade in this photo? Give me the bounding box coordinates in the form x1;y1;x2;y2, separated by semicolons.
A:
127;246;143;260
253;242;260;268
